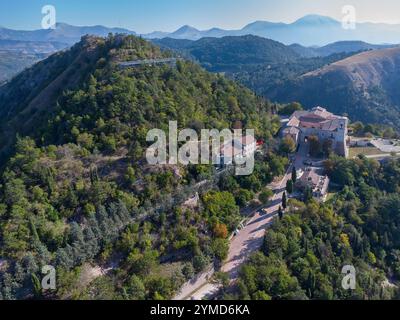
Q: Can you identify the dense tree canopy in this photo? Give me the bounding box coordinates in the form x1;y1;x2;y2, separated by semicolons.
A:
231;156;400;300
0;35;284;300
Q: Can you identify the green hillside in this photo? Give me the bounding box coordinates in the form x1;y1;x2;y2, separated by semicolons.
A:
268;47;400;128
154;35;300;72
0;35;284;299
154;36;359;115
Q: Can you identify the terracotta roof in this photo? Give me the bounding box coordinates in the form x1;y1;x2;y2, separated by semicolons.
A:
287;107;346;132
283;127;300;135
220;143;242;157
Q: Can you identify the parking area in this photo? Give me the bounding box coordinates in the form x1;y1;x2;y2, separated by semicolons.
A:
370;138;400;154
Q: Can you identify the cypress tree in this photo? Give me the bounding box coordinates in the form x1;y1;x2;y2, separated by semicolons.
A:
292;166;297;184
286;180;294;194
282;192;287;210
278;206;283;220
31;273;42;298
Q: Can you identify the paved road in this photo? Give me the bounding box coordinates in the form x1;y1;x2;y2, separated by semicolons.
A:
173;166;293;300
174;141;314;300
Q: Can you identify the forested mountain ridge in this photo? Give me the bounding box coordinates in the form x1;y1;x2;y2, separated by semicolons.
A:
267;47;400;127
157;36;400;128
289;41;395;58
0;23;136;45
153;36;362;118
154;35;300;72
0;35;165;160
0;35;285;300
0;39;68;54
0;37;99;159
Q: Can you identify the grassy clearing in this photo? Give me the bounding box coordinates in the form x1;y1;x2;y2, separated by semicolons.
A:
349;147;388;158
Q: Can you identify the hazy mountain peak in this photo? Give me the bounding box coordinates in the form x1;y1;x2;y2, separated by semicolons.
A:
55;22;73;28
293;14;340;25
169;25;202;40
206;27;225;32
174;25;199;33
243;20;284;29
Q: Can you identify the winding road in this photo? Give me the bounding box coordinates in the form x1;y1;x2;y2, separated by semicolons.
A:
173;164;294;300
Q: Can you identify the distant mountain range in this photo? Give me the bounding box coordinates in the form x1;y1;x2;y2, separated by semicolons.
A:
2;17;400;128
2;15;400;46
144;15;400;46
0;39;70;83
0;24;135;82
3;19;394;84
155;36;396;64
0;39;68;54
289;41;395;58
0;23;136;45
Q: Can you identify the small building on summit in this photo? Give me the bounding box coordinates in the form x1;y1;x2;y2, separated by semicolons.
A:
282;106;349;158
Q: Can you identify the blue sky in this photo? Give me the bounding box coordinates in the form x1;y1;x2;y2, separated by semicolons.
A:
1;0;400;33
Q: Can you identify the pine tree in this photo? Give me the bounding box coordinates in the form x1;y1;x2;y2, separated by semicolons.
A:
116;200;131;221
35;243;52;267
83;226;100;259
14;262;25;283
55;248;73;270
22;253;39;275
69;222;84;244
1;273;14;300
29;217;40;243
87;216;101;240
307;272;316;299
